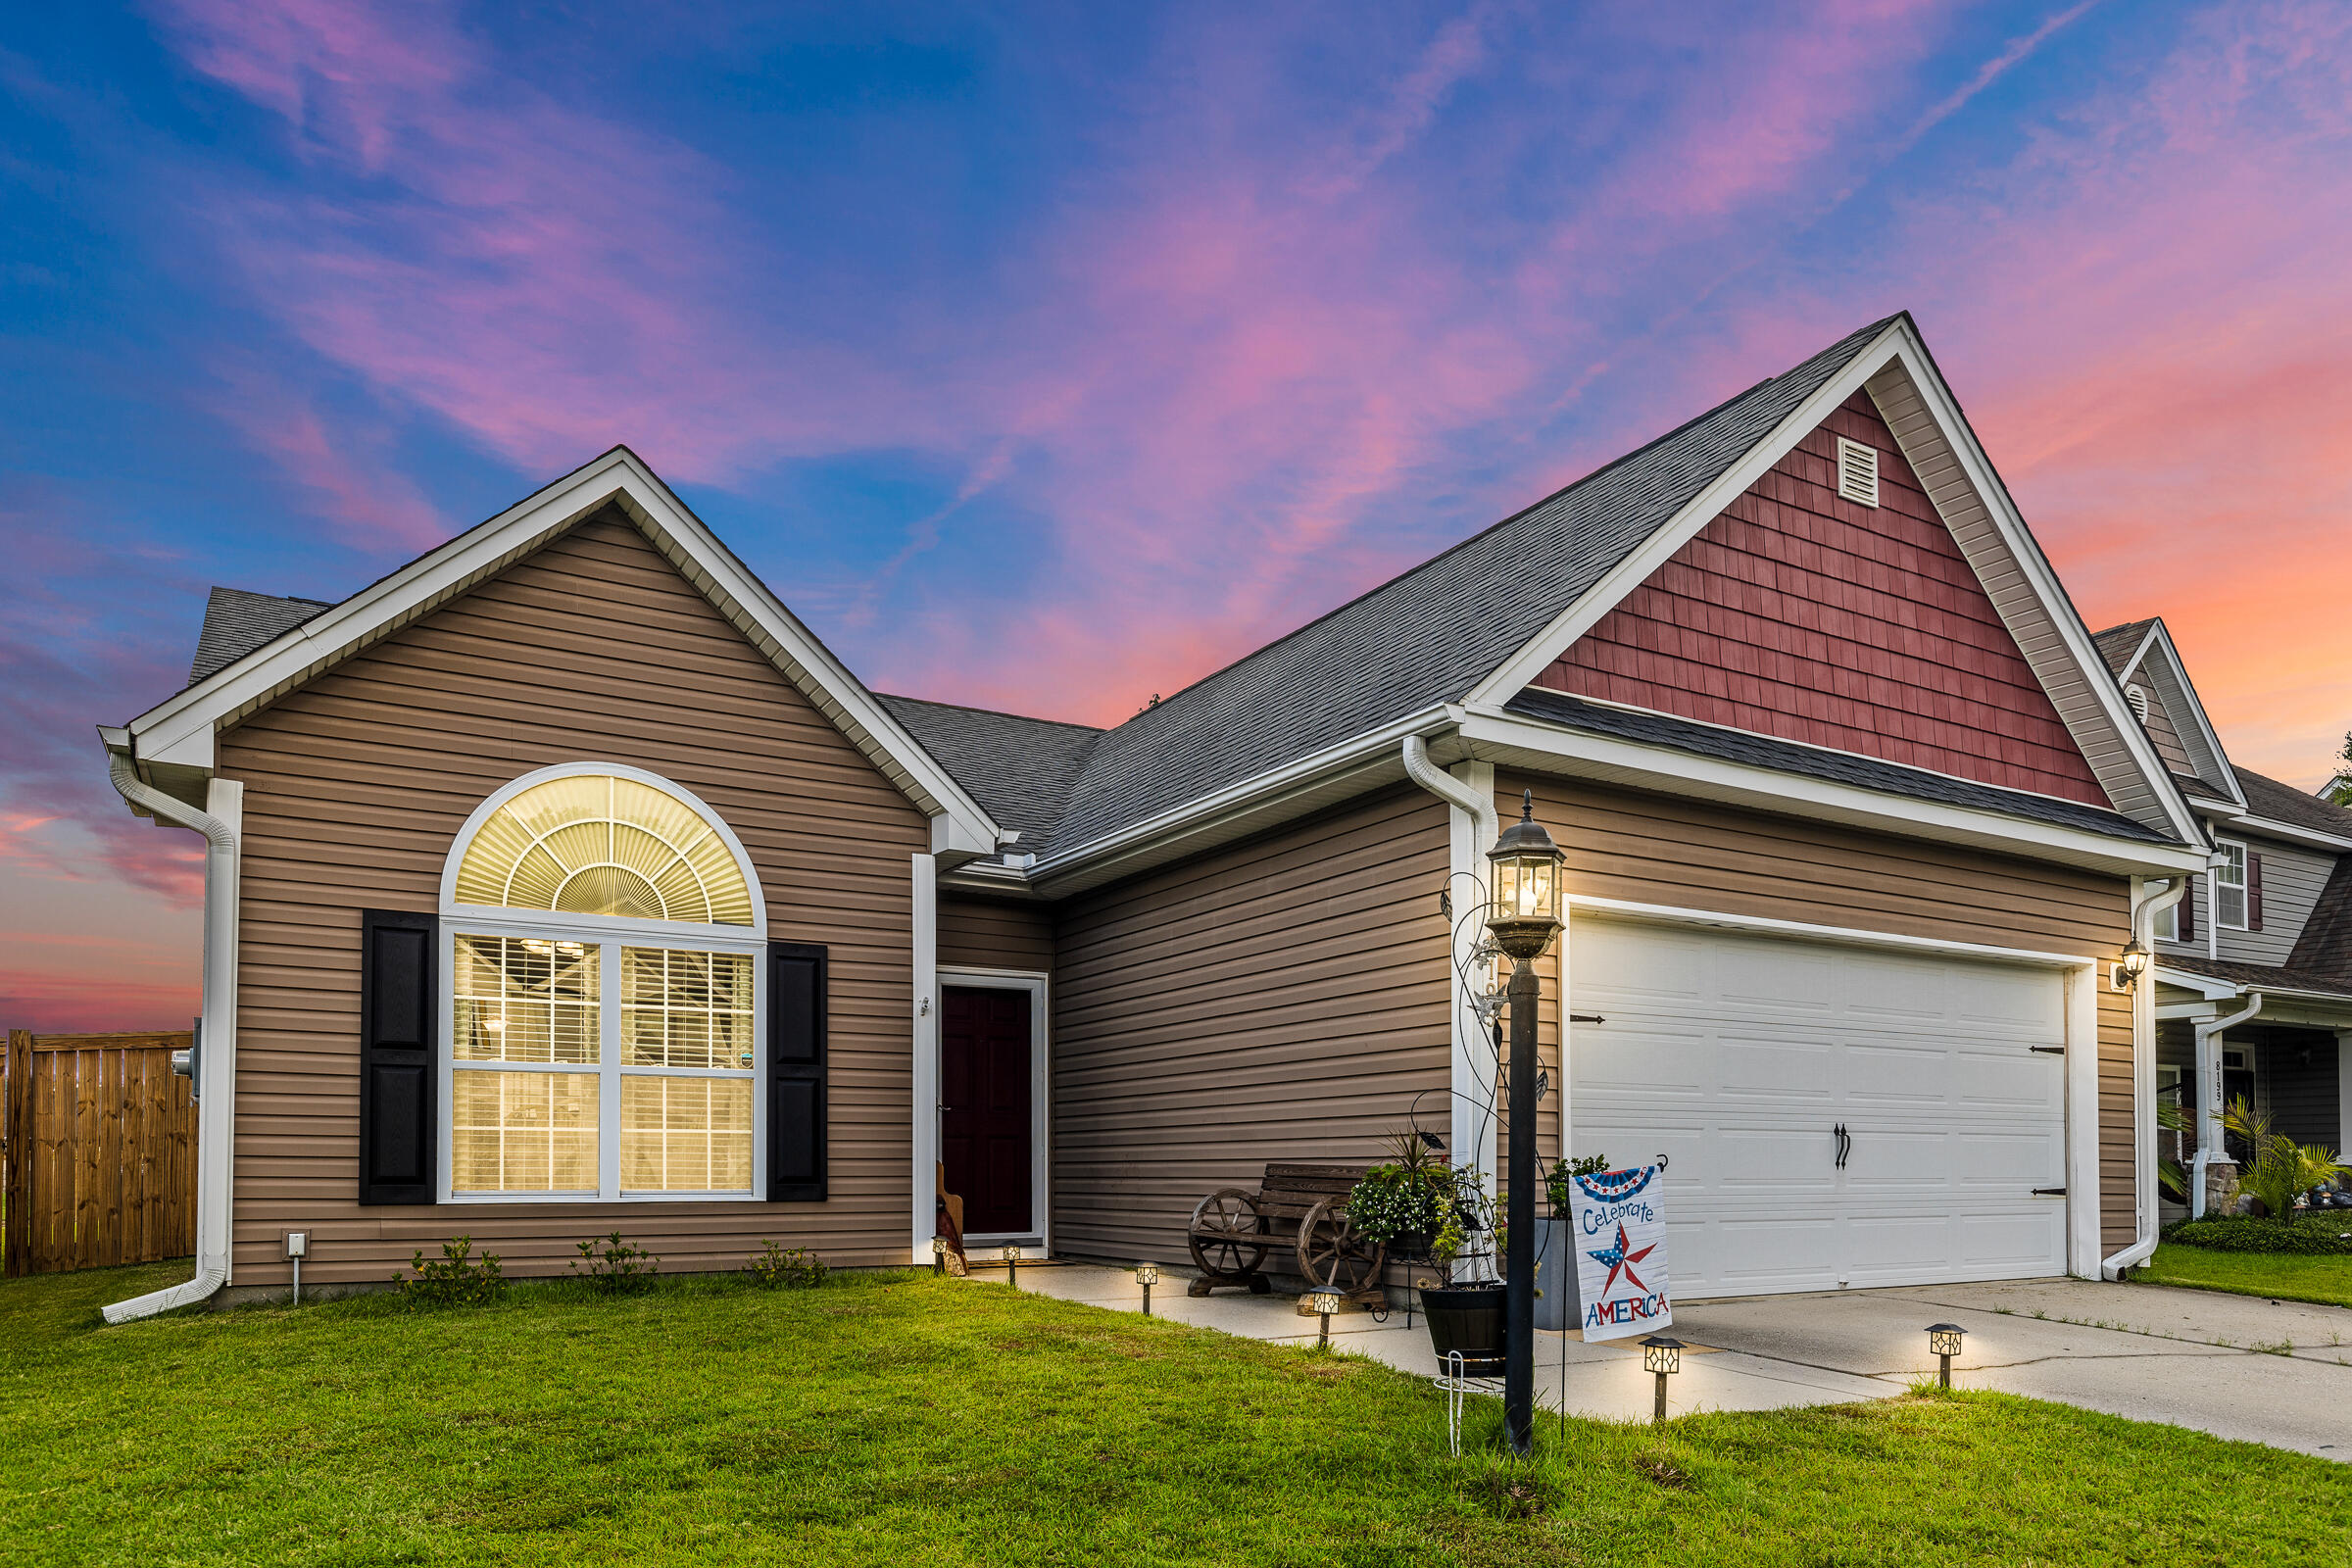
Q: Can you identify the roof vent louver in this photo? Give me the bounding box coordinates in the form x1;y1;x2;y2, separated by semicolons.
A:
2127;684;2150;723
1836;437;1880;508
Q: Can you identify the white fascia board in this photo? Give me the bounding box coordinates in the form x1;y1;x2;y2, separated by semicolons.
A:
1457;707;2208;878
123;449;1001;852
2154;965;2245;1002
2222;814;2352;854
1466;321;1912;709
1026;707;1452;894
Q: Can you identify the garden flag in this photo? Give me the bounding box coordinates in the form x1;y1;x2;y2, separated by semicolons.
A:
1569;1164;1671;1343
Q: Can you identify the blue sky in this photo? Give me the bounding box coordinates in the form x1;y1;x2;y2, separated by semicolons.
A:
6;1;2351;1027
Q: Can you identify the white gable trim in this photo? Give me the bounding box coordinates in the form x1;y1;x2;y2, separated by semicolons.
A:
2113;619;2243;808
124;447;1001;857
1465;318;2202;848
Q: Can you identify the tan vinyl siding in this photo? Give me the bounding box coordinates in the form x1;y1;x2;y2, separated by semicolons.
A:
1502;771;2140;1255
939;896;1054;974
219;510;929;1288
1050;785;1451;1265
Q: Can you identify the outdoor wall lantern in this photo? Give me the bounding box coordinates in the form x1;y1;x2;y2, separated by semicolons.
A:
1135;1261;1158;1316
930;1236;949;1276
1640;1336;1684;1423
1928;1323;1966;1388
1306;1287;1344;1348
1003;1244;1022;1290
1486;789;1567;1456
2114;938;2151;992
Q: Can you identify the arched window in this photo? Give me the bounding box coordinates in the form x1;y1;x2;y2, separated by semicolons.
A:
439;764;764;1202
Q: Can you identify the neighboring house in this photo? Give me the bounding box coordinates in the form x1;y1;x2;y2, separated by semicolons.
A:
98;313;2211;1320
2093;619;2352;1216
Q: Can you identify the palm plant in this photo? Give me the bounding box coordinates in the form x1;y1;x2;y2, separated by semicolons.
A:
2222;1096;2346;1221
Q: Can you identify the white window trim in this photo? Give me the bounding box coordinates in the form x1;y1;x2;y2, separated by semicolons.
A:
2212;839;2249;932
438;762;768;1204
936;966;1051;1257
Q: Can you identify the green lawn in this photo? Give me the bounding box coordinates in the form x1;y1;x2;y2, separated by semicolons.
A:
2;1262;2346;1566
2142;1242;2352;1309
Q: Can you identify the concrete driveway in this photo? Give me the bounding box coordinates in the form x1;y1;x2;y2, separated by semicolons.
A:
1014;1264;2352;1460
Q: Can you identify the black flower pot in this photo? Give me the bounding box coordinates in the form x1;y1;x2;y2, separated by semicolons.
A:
1420;1282;1507;1375
1391;1230;1433;1260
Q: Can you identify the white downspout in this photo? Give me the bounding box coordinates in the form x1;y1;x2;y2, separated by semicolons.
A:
100;744;240;1323
2188;991;2264;1221
1402;735;1501;1213
2099;875;2188;1280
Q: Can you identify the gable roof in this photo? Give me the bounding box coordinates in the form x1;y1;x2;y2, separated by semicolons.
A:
190;589;333;684
2090;615;2241;808
121;449;1003;857
876;695;1101;854
2092;618;2156;674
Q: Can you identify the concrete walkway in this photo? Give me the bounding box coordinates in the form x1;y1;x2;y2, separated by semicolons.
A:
1005;1262;2352;1460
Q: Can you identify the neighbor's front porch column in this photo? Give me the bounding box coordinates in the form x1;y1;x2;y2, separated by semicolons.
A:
2338;1030;2352;1157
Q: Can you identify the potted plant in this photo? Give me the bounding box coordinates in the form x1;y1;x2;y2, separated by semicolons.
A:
1415;1164;1505;1374
1346;1129;1453;1259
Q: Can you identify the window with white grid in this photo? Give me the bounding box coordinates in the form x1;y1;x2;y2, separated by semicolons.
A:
441;766;763;1201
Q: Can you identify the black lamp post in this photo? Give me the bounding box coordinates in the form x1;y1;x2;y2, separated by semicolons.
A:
1487;788;1566;1457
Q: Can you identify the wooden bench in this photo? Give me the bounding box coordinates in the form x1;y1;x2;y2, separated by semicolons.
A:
1186;1161;1386;1300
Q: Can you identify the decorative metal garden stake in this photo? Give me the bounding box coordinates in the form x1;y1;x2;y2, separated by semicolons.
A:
1487;789;1566;1457
1928;1323;1966;1389
1003;1244;1021;1290
930;1236;949;1276
1135;1260;1158;1316
1307;1286;1343;1348
1641;1336;1683;1423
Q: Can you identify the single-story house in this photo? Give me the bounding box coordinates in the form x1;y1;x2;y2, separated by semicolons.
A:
2089;618;2352;1215
99;312;2215;1319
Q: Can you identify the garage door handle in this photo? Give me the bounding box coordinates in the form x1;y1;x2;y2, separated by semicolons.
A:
1834;1123;1850;1169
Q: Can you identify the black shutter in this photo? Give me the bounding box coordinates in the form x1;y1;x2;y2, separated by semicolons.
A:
2248;854;2264;931
2180;877;2195;942
768;941;828;1201
359;909;437;1205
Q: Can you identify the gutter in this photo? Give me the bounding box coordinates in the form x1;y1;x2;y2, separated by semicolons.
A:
2186;990;2264;1222
1400;734;1496;842
2099;874;2190;1280
98;736;240;1323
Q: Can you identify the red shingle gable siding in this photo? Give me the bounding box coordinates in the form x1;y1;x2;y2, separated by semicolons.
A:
1532;392;2111;807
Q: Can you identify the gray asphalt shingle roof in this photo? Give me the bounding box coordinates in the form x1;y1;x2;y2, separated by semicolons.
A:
2091;618;2155;675
189;587;334;684
874;695;1102;854
2234;765;2352;840
1505;687;2175;845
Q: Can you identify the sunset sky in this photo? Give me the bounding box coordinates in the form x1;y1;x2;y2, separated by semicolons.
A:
5;1;2349;1031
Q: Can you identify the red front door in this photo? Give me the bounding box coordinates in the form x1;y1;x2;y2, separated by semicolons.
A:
942;986;1033;1236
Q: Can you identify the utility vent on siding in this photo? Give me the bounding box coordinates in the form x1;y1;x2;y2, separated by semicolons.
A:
2127;684;2151;723
1836;436;1881;507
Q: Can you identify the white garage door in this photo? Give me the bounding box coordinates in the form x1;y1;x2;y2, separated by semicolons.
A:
1570;917;2069;1298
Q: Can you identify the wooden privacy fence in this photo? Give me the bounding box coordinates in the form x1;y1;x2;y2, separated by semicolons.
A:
3;1030;197;1276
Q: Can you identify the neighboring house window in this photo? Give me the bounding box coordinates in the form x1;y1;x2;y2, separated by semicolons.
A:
2213;840;2248;930
442;766;764;1200
2153;897;2179;943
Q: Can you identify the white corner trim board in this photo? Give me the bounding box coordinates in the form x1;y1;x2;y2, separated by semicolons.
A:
99;748;241;1323
2101;875;2190;1279
909;855;939;1263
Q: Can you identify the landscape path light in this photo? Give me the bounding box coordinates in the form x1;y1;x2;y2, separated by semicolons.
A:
930;1236;949;1276
1135;1261;1158;1316
1003;1244;1021;1290
1487;788;1566;1456
1306;1287;1343;1348
1928;1323;1966;1389
1640;1336;1684;1423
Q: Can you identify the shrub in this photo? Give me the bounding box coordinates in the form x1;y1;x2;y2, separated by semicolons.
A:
2223;1096;2344;1223
1545;1153;1610;1215
2162;1216;2352;1255
570;1232;661;1294
747;1241;828;1289
1348;1164;1446;1246
392;1235;505;1308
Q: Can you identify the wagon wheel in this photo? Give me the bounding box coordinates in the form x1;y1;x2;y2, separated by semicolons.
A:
1298;1197;1385;1296
1189;1188;1271;1279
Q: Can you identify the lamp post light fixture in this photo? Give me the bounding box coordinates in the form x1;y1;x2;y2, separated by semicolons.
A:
1003;1244;1021;1290
1640;1335;1684;1423
2115;938;2151;992
1306;1286;1344;1348
1135;1260;1158;1316
930;1235;949;1276
1928;1323;1966;1389
1488;788;1567;1457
